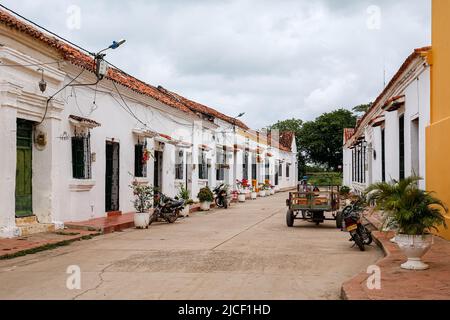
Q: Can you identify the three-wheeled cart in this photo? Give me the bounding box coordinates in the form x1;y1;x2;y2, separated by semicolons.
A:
286;185;342;228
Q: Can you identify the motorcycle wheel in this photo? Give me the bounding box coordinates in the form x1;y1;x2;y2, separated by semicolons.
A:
335;211;343;229
352;232;365;251
166;214;178;224
362;226;373;245
215;197;223;208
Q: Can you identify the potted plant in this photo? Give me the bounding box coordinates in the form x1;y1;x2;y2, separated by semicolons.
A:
270;184;276;195
366;176;448;270
265;183;271;196
130;180;153;229
178;185;194;217
198;187;214;211
251;187;258;200
236;179;249;203
259;184;266;197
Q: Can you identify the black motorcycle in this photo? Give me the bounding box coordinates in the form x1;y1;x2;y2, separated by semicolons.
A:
150;192;185;224
213;184;231;209
341;199;373;251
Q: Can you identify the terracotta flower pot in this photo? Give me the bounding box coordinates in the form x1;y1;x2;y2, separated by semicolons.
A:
395;234;434;270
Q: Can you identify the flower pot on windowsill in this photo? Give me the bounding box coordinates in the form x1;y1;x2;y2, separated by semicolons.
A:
251;192;257;200
134;212;150;229
395;234;434;270
238;194;246;203
200;201;211;211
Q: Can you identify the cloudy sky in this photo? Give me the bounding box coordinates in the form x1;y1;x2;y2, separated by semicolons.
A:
1;0;430;128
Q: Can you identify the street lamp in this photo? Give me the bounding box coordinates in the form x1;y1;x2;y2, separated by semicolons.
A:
95;39;126;80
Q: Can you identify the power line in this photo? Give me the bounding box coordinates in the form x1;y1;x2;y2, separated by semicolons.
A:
0;4;95;56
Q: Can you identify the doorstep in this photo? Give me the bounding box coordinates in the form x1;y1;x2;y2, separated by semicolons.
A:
65;212;135;234
0;229;100;260
341;212;450;300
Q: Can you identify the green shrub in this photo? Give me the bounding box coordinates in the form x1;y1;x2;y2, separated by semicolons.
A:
198;187;214;203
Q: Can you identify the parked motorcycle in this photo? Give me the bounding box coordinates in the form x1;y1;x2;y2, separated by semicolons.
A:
150;192;185;224
213;184;231;209
341;198;373;251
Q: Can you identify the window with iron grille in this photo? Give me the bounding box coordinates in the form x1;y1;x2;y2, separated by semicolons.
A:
134;143;147;178
265;161;270;181
381;129;386;182
279;162;283;177
72;132;92;179
286;163;291;178
251;153;257;181
243;151;249;180
216;148;225;181
198;151;208;180
399;115;405;180
175;149;184;180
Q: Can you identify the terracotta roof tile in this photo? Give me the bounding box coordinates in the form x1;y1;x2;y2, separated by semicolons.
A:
156;86;249;130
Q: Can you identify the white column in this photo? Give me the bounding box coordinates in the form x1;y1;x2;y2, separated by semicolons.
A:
0;83;21;238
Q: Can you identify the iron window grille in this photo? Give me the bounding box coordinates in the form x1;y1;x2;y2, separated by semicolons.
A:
251;153;257;181
198;151;208;180
134;140;147;178
72;131;92;179
265;161;270;181
243;151;249;180
175;149;184;180
286;163;291;178
279;162;283;177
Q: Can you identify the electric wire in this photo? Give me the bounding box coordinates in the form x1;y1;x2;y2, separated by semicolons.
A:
0;4;95;56
36;68;85;126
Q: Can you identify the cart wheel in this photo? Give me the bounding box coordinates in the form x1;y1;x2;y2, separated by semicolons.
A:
335;211;343;229
286;210;295;227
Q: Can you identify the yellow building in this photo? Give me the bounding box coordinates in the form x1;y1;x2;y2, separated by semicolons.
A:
427;0;450;240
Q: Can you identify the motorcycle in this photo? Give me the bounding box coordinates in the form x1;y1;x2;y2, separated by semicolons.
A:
213;184;231;209
341;198;373;251
150;192;185;225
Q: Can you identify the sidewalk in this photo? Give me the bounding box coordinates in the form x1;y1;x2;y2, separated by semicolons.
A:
341;211;450;300
0;229;99;260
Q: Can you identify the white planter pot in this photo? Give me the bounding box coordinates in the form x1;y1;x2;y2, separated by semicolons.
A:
266;190;271;196
181;205;190;217
259;191;266;197
238;194;246;203
270;189;275;195
395;234;434;270
200;201;211;211
134;212;150;229
251;192;257;200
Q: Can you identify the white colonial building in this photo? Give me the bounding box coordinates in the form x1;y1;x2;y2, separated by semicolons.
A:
343;47;431;193
0;9;297;238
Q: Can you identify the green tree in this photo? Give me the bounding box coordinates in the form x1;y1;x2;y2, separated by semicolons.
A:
269;119;306;177
298;109;357;170
352;102;373;114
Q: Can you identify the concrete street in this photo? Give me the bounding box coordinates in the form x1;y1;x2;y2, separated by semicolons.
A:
0;192;382;300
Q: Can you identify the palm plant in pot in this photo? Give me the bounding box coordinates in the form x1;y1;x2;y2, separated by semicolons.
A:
130;180;154;229
178;185;194;217
198;187;214;211
366;176;448;270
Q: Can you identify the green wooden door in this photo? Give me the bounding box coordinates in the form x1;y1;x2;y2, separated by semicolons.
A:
16;119;33;217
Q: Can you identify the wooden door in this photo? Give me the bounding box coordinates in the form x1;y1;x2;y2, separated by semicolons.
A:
16;119;33;217
105;141;120;212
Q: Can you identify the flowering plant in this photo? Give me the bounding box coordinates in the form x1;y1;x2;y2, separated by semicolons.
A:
130;179;154;213
142;148;151;164
236;179;250;194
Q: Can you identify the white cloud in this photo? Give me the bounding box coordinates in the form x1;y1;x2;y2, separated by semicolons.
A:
0;0;431;128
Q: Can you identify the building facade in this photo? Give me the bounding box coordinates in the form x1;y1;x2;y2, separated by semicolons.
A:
0;9;298;238
343;47;431;193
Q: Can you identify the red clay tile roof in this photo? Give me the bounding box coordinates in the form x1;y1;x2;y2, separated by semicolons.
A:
279;131;295;151
348;46;431;143
0;9;252;130
156;86;249;130
0;9;195;116
343;128;355;144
